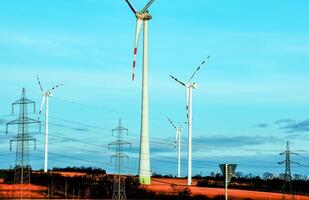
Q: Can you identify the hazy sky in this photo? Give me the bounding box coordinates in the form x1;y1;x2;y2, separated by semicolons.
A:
1;0;309;177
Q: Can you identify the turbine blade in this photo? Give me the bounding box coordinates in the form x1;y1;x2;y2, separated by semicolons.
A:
37;74;44;93
175;131;179;148
125;0;137;14
38;96;46;121
186;87;189;121
169;75;186;87
141;0;156;13
132;19;143;81
49;83;63;91
188;56;210;82
167;117;177;129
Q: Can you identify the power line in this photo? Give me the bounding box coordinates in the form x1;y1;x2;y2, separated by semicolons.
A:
28;126;291;170
35;131;285;171
3;108;308;176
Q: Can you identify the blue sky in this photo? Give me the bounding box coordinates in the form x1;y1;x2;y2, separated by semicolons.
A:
1;0;309;177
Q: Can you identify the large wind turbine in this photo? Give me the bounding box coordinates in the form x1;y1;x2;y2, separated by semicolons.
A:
37;75;62;173
167;118;183;178
124;0;156;185
170;56;210;185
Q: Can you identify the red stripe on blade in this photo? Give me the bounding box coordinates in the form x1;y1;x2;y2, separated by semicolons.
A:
134;48;137;55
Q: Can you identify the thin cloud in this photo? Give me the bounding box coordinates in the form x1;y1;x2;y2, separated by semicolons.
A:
193;135;278;148
253;123;269;128
280;119;309;133
73;127;89;132
126;135;279;156
275;119;295;125
50;122;90;133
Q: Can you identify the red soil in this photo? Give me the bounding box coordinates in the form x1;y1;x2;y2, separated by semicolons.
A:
0;171;87;199
146;178;309;200
49;171;87;177
32;170;87;177
0;179;47;199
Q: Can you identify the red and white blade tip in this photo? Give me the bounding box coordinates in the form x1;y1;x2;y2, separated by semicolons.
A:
132;47;138;81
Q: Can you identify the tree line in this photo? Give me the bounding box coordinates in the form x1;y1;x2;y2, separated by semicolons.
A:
0;167;225;200
195;171;309;195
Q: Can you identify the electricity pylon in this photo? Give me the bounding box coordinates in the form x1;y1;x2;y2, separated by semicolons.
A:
278;141;300;200
6;88;40;199
109;118;131;200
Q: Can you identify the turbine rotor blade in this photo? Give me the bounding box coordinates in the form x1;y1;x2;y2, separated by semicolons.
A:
188;56;210;82
37;74;44;93
175;131;179;148
125;0;137;14
141;0;156;13
186;87;189;120
167;117;177;129
38;95;46;121
49;83;63;91
132;19;143;81
169;75;186;87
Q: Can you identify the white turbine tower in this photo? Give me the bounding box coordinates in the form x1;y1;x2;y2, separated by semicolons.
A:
124;0;156;185
167;117;183;178
170;56;210;185
37;75;63;173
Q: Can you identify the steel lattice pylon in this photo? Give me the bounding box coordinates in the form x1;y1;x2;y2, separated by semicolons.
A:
109;118;131;200
6;88;40;199
278;141;300;200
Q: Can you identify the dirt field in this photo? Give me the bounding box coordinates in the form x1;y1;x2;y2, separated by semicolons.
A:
146;178;309;200
49;171;87;177
0;178;47;199
1;176;308;199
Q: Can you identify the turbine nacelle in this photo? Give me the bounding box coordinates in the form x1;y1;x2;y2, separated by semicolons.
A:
190;83;198;89
44;91;53;97
136;12;152;20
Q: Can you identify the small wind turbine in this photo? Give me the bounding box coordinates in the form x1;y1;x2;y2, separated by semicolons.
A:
167;117;183;178
124;0;156;185
37;75;63;173
170;56;210;185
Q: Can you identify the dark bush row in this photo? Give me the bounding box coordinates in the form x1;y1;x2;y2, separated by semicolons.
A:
196;174;309;195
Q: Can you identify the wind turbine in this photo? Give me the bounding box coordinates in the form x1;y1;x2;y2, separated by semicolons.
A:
124;0;156;185
170;56;210;185
37;75;63;173
167;117;183;178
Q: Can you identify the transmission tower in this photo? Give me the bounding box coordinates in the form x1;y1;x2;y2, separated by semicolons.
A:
109;118;131;200
278;141;300;200
6;88;40;199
